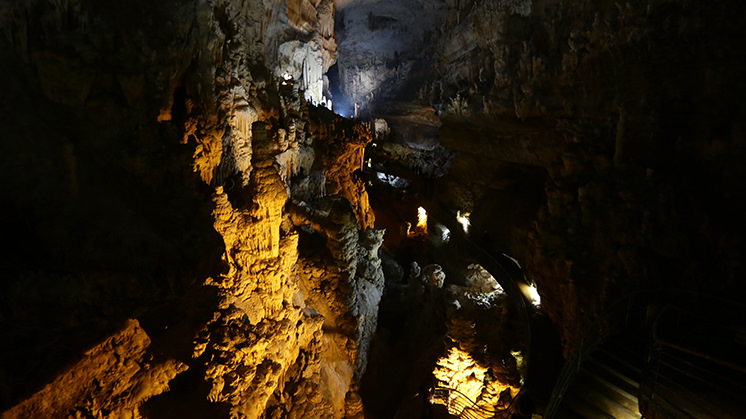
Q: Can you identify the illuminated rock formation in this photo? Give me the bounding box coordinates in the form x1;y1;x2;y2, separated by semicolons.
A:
1;1;378;418
334;0;450;113
267;0;337;107
3;320;187;419
430;265;523;416
3;0;746;418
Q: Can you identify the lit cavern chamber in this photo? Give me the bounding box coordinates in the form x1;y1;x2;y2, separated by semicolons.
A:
3;0;746;419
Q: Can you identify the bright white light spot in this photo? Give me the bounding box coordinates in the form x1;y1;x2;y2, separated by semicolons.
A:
376;172;409;188
528;283;541;307
366;158;372;168
281;72;293;86
456;211;471;233
440;224;451;243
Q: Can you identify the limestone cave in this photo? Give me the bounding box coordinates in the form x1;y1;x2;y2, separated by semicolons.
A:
1;0;745;418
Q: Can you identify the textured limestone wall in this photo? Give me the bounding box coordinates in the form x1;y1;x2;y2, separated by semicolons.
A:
424;0;746;355
1;0;381;418
3;320;187;419
267;0;337;107
334;0;450;112
334;0;746;358
430;264;523;416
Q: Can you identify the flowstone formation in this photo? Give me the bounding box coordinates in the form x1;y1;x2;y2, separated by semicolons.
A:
266;0;337;107
1;1;382;418
431;264;523;418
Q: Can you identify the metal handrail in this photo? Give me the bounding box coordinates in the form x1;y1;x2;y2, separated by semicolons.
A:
655;339;746;374
425;201;533;418
363;167;533;418
654;353;746;400
426;201;532;358
641;295;746;418
545;289;746;418
542;292;645;419
431;386;525;418
651;302;746;374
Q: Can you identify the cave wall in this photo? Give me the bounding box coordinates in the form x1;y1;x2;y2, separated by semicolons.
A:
3;0;746;415
335;0;746;359
334;0;450;113
421;0;746;354
0;1;380;417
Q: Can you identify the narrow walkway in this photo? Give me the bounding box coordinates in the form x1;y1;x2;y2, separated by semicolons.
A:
556;342;642;419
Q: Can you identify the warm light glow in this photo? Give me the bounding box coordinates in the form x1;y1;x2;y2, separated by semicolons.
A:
417;206;428;231
528;283;541;307
431;347;521;416
407;207;428;238
432;347;489;413
456;211;470;233
366;158;372;168
157;107;172;122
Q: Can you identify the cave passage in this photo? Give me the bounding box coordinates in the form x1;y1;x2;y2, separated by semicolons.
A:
356;140;553;417
3;0;746;418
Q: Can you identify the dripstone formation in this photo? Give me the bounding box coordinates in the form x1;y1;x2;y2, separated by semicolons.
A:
1;1;381;417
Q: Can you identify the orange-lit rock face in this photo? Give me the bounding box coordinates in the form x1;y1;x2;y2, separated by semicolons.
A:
307;110;376;229
407;206;428;237
432;346;520;417
433;347;491;406
4;320;187;419
426;263;524;416
1;1;380;418
184;21;380;419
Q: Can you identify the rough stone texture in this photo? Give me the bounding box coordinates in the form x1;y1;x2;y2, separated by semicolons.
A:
266;0;337;106
307;109;376;229
358;0;746;357
1;1;381;418
334;0;449;114
3;0;746;416
433;267;523;414
2;320;187;419
289;198;385;416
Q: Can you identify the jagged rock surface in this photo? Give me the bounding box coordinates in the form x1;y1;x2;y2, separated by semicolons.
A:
432;265;523;415
3;320;187;419
1;1;381;418
348;0;746;357
428;0;746;356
